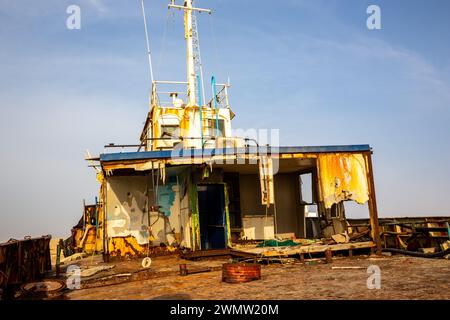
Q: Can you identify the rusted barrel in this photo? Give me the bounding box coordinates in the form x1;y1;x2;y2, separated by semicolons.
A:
222;263;261;283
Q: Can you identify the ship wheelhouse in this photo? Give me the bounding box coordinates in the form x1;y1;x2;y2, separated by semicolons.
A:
77;0;382;258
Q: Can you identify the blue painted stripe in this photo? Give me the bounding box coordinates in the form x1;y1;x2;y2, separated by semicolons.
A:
100;144;371;162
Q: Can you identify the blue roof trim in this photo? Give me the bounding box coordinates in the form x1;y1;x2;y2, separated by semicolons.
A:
100;144;371;162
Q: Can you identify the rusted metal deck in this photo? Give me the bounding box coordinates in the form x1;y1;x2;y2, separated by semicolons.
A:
0;235;52;297
233;241;375;258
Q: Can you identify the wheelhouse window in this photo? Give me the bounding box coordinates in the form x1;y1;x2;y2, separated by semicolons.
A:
160;124;180;139
206;118;225;137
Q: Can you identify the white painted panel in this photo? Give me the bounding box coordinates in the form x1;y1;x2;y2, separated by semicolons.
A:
242;215;274;240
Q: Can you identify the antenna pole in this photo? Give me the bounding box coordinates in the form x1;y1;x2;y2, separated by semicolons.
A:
168;0;211;106
185;0;196;106
141;0;154;83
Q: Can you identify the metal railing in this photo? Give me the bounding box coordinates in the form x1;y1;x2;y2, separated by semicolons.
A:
104;137;258;153
206;83;230;109
151;80;189;108
151;80;230;109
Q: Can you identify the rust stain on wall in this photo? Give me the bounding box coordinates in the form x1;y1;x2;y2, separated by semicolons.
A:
318;153;369;208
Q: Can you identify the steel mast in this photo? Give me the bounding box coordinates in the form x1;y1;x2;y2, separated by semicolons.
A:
168;0;211;106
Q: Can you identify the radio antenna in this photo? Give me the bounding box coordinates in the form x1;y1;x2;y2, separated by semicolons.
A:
141;0;155;83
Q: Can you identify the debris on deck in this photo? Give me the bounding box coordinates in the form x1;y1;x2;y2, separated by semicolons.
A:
0;236;52;299
66;265;115;278
348;216;450;257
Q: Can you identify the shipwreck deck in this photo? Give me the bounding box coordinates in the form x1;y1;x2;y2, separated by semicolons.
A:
62;254;450;300
232;241;375;258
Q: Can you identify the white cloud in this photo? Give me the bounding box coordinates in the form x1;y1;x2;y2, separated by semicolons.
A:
87;0;108;14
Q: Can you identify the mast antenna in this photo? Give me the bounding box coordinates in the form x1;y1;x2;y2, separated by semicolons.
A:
141;0;155;83
192;13;206;106
168;0;211;106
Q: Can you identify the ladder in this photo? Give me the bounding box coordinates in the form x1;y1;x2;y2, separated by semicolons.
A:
191;13;206;105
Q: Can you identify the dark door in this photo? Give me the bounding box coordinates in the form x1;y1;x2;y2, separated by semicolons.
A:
198;184;227;249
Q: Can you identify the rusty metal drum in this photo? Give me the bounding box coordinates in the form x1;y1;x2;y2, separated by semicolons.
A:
222;263;261;283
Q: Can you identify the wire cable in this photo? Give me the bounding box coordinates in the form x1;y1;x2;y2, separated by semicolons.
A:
140;0;155;83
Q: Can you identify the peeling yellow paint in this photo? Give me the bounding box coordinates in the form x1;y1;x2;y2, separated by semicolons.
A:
279;153;317;159
151;106;186;150
317;153;369;209
150;105;225;150
108;236;146;257
96;172;104;183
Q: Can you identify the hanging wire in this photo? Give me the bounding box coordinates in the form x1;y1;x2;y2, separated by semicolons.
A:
208;12;224;84
140;0;154;83
157;7;173;73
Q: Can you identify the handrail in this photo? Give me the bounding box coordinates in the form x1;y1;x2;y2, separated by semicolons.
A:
105;136;259;153
105;143;144;148
151;79;230;109
153;80;188;84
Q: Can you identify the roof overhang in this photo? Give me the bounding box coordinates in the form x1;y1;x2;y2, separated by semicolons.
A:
99;145;372;163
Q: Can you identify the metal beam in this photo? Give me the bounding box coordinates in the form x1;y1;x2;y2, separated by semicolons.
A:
365;151;382;255
168;4;212;14
99;145;372;162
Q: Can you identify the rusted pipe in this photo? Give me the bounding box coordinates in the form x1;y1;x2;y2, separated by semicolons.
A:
55;244;61;277
179;264;188;276
325;249;333;264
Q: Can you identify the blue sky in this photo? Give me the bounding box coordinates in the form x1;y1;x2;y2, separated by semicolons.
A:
1;0;449;241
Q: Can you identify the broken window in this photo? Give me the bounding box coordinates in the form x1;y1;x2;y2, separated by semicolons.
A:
160;124;180;139
301;172;320;238
299;173;314;205
342;200;369;218
330;202;345;218
206;118;225;137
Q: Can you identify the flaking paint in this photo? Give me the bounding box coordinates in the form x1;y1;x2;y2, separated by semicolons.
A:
317;153;369;209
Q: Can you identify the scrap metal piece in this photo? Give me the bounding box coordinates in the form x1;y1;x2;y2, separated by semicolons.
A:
0;235;52;290
21;279;66;299
181;248;255;260
65;265;115;278
331;266;365;270
179;264;211;276
21;279;66;293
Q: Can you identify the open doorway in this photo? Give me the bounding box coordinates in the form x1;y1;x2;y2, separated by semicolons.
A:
197;184;227;249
